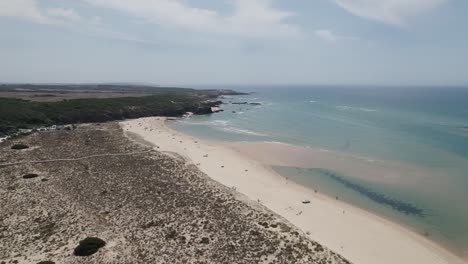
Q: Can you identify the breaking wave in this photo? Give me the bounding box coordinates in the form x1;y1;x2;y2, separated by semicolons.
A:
221;127;268;137
336;105;378;112
180;120;230;126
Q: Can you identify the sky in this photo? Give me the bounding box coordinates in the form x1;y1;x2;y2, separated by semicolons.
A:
0;0;467;86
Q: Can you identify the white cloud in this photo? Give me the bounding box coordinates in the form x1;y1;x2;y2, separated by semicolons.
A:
81;0;300;38
47;8;84;22
46;7;102;25
0;0;299;42
315;29;359;42
333;0;448;25
0;1;85;25
0;0;146;43
315;30;338;42
0;0;53;24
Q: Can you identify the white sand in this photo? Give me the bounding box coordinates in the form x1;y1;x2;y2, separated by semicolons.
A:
120;117;466;264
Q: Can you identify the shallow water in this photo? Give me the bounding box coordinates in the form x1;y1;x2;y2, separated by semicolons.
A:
172;85;468;256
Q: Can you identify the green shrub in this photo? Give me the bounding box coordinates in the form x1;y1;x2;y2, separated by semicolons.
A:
166;229;177;239
11;143;29;150
23;173;39;179
73;237;106;256
200;237;210;244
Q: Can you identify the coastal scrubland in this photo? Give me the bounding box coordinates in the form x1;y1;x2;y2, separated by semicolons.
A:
0;84;242;136
0;122;350;263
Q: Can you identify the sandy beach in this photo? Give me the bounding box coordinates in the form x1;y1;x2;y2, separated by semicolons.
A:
121;117;467;264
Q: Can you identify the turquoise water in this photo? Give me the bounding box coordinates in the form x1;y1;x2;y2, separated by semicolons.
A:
172;86;468;255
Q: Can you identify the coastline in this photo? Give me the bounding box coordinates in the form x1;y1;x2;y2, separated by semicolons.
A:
120;116;467;264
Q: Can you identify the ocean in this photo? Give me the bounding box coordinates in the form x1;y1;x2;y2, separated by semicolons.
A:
171;86;468;257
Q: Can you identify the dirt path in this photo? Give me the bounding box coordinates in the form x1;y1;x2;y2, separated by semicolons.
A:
0;150;153;167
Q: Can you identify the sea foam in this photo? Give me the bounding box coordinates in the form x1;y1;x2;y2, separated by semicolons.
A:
336;105;378;112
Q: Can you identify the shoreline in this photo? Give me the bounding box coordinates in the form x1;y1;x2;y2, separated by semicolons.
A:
225;141;466;254
120;117;466;264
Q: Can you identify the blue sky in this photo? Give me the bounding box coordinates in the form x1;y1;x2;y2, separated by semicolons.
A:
0;0;467;86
